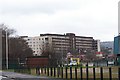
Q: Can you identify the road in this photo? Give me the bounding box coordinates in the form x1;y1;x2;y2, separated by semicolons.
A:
0;71;63;80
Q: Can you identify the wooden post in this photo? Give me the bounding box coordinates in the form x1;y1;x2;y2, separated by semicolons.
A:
44;66;46;74
109;67;112;80
100;67;103;80
75;67;77;80
54;67;56;77
80;67;83;80
118;67;120;80
65;67;68;79
61;67;63;78
50;67;53;76
93;67;96;80
86;64;88;80
70;66;72;79
47;67;49;76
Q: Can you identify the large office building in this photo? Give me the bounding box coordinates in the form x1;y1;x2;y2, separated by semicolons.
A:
40;33;100;55
23;33;100;56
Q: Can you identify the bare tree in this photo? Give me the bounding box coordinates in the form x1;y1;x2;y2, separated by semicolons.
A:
1;24;33;69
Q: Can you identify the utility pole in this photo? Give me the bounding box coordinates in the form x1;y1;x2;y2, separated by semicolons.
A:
0;29;2;70
6;30;8;69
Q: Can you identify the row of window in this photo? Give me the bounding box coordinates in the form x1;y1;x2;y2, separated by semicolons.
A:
27;38;44;41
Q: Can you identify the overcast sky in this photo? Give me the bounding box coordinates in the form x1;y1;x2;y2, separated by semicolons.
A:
0;0;119;41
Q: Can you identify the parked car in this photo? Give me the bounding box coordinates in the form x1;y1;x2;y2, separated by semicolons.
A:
68;61;77;66
108;60;114;65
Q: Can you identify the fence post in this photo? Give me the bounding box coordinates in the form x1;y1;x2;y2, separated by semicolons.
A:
80;67;83;80
75;67;77;80
61;67;63;78
57;67;60;77
41;67;43;74
109;67;112;80
44;66;46;74
118;67;120;80
93;66;96;80
47;67;49;76
86;64;88;80
70;66;72;79
65;67;68;79
50;67;53;76
54;67;56;77
36;67;40;75
100;67;103;80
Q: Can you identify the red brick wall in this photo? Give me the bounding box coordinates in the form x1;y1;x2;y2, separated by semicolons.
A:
26;58;48;68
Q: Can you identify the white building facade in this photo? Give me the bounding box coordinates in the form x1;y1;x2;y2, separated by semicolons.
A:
23;36;46;56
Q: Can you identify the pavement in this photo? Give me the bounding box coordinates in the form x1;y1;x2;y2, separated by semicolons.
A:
0;71;64;80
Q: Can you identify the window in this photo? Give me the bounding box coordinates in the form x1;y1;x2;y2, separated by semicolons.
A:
33;42;35;43
45;38;48;40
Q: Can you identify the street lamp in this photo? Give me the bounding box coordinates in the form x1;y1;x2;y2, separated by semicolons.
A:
6;30;8;69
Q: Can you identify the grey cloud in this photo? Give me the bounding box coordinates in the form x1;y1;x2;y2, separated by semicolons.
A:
0;0;118;41
0;1;80;15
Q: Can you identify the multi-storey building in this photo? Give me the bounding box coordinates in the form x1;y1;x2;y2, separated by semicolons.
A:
22;36;44;56
22;33;100;56
40;33;100;55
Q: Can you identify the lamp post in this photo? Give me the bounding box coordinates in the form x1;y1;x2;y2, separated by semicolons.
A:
6;30;8;69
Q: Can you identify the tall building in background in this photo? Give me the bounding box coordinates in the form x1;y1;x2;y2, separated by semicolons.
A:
22;36;46;56
118;1;120;35
114;1;120;54
22;33;100;56
114;1;120;65
40;33;100;55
